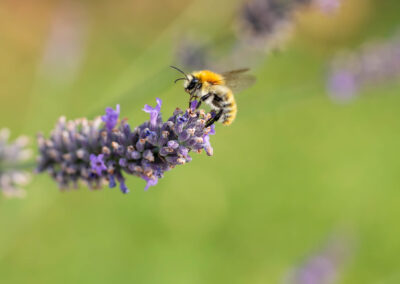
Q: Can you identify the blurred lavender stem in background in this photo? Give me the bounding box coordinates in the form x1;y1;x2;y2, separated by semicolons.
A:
284;235;352;284
327;31;400;103
314;0;341;14
36;98;216;193
0;129;33;198
174;0;342;70
39;1;88;85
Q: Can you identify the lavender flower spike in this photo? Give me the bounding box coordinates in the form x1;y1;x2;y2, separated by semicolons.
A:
327;30;400;102
284;236;352;284
102;104;120;131
143;97;162;127
36;98;216;194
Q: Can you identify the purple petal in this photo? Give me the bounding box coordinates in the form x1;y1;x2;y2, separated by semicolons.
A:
208;124;216;135
150;113;158;126
90;154;107;176
115;173;129;194
102;104;120;131
156;97;162;111
328;70;358;103
120;181;129;194
190;100;198;110
142;98;162;127
142;175;158;191
143;104;153;112
109;175;116;188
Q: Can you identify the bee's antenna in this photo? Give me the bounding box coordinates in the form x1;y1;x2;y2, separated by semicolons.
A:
174;78;186;83
170;66;189;80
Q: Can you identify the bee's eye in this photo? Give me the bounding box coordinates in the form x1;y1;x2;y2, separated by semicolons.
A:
187;81;196;90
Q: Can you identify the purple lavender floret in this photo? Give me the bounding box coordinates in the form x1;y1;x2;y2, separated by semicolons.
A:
143;98;162;127
102;104;120;131
327;69;359;103
36;98;215;193
90;154;107;176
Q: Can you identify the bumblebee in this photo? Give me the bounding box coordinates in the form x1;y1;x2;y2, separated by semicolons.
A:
171;66;255;127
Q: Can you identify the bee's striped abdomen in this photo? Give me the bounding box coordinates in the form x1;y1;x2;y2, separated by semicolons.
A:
221;90;237;125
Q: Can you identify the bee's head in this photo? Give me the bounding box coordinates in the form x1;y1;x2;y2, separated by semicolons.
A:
171;66;200;95
183;75;201;93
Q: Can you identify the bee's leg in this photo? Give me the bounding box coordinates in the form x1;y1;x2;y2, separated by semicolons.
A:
196;93;211;109
196;100;202;109
205;109;223;128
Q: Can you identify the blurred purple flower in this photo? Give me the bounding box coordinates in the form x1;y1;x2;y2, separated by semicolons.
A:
40;2;88;84
36;99;216;193
285;236;352;284
0;129;32;198
327;31;400;102
175;38;209;70
327;69;358;103
143;98;162;127
238;0;293;41
315;0;340;14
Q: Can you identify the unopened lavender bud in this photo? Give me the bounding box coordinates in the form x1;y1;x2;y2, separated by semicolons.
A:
136;139;145;152
173;108;183;116
141;128;152;138
143;150;155;162
186;138;198;147
159;147;171;156
108;175;116;188
175;122;184;133
111;141;119;150
76;148;86;159
167;140;179;149
134;166;143;173
177;146;189;157
205;146;213;156
178;131;190;142
161;131;170;138
143;169;153;177
162;121;174;130
187;128;196;136
199;109;206;118
119;158;128;167
131;151;141;160
165;155;180;165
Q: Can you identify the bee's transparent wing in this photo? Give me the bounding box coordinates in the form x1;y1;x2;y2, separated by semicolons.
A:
222;69;256;94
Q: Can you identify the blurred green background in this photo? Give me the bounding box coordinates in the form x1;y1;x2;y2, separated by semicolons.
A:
1;0;400;283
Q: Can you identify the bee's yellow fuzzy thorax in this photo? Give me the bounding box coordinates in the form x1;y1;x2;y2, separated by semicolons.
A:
193;70;225;85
